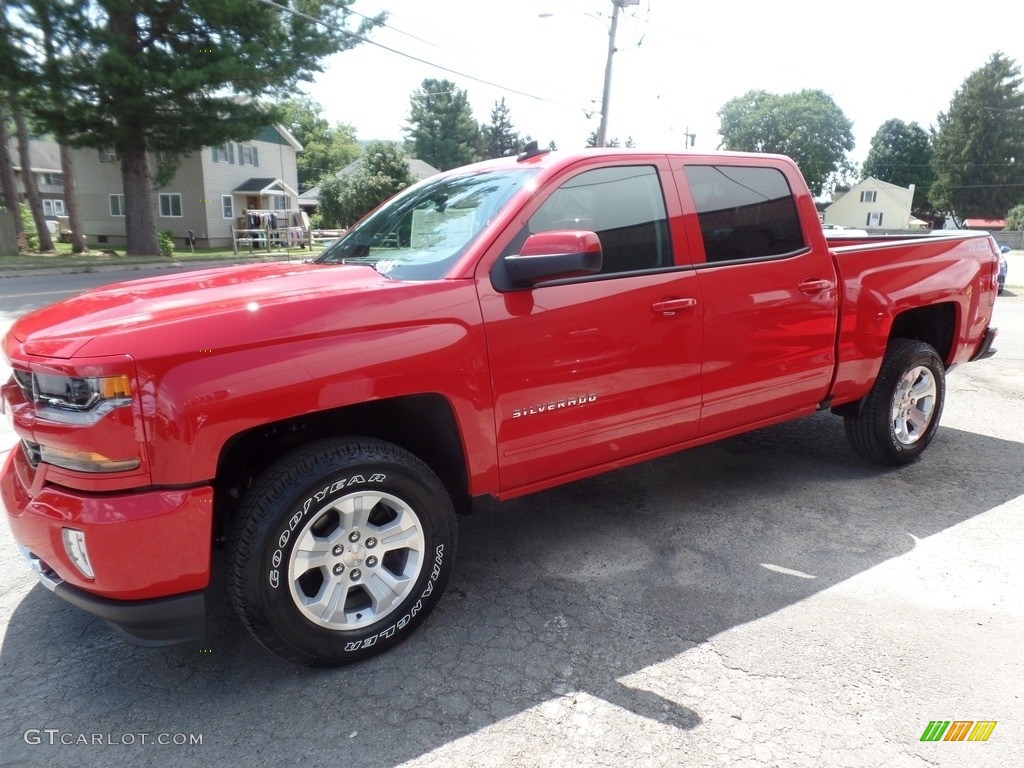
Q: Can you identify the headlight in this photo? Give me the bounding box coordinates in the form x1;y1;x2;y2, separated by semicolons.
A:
33;373;131;412
29;372;133;426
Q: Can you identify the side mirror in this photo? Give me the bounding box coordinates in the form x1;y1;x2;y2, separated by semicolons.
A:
503;230;602;286
1001;245;1011;254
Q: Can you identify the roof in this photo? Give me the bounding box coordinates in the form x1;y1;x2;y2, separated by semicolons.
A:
232;178;298;197
6;139;63;173
964;218;1006;230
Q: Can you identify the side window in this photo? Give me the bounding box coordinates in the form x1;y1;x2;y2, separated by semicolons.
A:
522;165;672;275
684;165;805;263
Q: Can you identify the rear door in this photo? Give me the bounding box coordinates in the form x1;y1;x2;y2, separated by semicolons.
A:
477;158;703;495
674;161;838;435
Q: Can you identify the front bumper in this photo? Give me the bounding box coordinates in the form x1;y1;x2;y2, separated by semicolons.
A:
3;446;214;645
20;546;206;645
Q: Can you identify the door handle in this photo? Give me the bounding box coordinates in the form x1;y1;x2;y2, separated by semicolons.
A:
652;298;697;316
798;278;833;294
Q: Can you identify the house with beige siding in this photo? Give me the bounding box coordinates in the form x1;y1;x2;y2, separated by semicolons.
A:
5;139;66;221
71;123;302;248
823;177;916;231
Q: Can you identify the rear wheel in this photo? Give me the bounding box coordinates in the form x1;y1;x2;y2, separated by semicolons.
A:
844;339;945;465
228;438;456;666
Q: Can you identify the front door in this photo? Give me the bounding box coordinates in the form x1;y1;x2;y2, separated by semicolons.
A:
478;161;703;495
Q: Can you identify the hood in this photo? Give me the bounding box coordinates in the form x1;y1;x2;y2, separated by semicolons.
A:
9;262;393;359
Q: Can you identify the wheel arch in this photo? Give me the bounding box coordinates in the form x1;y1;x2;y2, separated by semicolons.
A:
212;394;472;545
888;302;957;366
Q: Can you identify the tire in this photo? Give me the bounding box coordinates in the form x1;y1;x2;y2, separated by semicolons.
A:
228;438;456;666
844;339;946;465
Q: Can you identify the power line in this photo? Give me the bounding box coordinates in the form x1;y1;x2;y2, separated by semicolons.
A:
258;0;578;111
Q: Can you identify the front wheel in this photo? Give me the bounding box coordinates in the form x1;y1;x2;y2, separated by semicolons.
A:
228;438;456;666
844;339;946;465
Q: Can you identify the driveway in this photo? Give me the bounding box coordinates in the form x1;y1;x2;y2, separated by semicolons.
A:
0;277;1021;768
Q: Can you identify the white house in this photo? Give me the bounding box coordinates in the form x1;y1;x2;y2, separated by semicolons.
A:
823;177;918;231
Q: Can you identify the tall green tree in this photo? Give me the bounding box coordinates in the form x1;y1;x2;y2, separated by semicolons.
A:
862;119;936;215
930;52;1024;224
6;0;383;256
406;79;480;171
718;89;855;196
317;140;415;228
481;98;521;159
279;96;361;191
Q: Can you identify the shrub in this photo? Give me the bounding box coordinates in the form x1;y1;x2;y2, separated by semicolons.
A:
158;230;175;258
19;205;38;250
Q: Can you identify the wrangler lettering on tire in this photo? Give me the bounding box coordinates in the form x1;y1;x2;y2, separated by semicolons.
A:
228;438;456;666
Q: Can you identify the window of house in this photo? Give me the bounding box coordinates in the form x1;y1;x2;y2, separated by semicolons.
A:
42;199;65;216
866;212;883;227
159;193;183;217
516;165;672;275
40;173;63;187
240;145;257;166
109;194;125;217
222;195;234;219
860;190;877;203
99;149;120;163
213;143;235;164
269;194;286;211
683;165;805;263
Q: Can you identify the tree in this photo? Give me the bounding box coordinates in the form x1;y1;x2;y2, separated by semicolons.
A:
862;119;936;217
481;98;521;159
0;108;28;251
585;131;633;148
317;141;415;228
7;0;383;256
1006;203;1024;230
279;96;361;191
406;79;481;171
930;52;1024;224
11;108;54;251
718;89;855;196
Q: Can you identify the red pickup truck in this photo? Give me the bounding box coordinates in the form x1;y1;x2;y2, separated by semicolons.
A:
2;147;1000;666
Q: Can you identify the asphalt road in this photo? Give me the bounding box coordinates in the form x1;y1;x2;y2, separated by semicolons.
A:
0;269;1021;768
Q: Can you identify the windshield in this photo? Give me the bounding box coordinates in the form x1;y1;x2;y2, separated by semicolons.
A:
316;168;536;280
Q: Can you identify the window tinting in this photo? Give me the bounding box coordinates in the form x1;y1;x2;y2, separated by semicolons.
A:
524;165;671;275
684;165;805;263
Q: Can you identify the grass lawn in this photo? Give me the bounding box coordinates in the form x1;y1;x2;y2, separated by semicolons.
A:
0;241;316;273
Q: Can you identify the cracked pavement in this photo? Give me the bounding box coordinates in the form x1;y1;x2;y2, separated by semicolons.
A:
1;271;1021;767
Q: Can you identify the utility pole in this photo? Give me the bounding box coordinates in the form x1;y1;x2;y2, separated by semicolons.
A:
596;0;638;148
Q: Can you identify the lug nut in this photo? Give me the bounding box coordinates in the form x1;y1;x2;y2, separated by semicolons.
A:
332;563;345;576
365;537;377;548
348;531;361;543
366;556;378;568
350;569;362;581
332;544;344;556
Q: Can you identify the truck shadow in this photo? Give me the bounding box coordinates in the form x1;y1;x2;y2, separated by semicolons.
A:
2;412;1020;767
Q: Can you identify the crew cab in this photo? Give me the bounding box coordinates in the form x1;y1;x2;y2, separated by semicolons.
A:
1;146;1000;666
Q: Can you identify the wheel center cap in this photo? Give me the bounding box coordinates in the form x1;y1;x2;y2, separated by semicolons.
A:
342;544;366;567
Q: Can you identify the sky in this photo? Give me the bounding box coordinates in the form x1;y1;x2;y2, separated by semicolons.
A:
303;0;1024;170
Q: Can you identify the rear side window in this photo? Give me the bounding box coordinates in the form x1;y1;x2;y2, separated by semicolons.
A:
683;165;805;263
